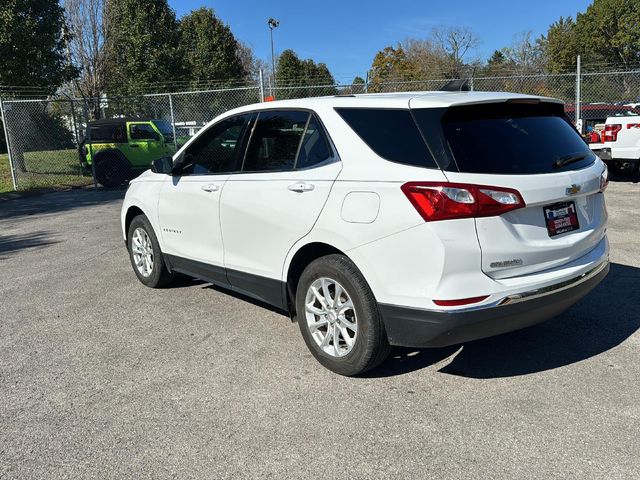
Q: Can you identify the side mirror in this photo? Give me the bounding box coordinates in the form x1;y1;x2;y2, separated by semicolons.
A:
150;156;173;175
172;152;195;176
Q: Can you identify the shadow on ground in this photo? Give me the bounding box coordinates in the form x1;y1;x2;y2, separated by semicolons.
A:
0;187;126;219
367;262;640;379
608;170;640;183
0;231;58;257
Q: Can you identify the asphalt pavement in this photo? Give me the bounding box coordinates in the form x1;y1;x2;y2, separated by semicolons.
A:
0;179;638;479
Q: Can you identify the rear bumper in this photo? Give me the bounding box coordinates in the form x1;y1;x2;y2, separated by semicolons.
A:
593;147;640;162
379;260;609;348
592;148;612;161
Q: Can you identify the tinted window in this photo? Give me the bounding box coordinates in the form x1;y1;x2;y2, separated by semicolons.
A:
419;102;595;174
130;124;159;140
335;108;438;169
243;110;309;172
296;115;333;169
153;120;174;141
182;114;250;175
88;124;126;143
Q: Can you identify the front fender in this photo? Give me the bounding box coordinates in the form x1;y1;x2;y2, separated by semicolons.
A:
120;176;166;246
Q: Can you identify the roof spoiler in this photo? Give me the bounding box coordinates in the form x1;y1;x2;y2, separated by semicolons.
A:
439;79;471;92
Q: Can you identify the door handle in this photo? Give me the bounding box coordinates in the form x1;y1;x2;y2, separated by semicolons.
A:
201;184;220;193
288;182;315;193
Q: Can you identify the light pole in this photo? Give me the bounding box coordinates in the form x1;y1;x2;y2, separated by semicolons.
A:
267;18;279;88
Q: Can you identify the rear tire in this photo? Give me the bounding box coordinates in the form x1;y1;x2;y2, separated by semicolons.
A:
127;214;174;288
95;152;130;187
295;254;391;376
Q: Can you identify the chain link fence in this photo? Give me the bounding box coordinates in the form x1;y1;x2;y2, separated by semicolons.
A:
1;66;639;191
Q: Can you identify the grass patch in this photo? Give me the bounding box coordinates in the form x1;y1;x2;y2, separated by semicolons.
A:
0;149;93;193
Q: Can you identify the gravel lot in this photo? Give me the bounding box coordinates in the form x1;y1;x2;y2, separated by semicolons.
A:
1;179;638;479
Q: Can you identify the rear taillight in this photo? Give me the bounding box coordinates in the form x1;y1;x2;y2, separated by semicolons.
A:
603;124;621;142
600;165;609;192
401;182;526;222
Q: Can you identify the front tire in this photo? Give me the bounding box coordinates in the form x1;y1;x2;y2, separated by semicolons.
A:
127;214;174;288
296;254;391;376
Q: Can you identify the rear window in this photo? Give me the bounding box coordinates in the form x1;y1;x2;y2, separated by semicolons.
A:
335;108;438;169
415;102;595;175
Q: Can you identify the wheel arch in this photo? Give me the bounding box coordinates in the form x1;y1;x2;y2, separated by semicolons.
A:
285;242;348;314
124;205;146;242
94;147;130;165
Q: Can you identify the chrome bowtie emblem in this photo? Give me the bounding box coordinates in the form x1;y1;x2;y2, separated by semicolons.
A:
565;184;581;196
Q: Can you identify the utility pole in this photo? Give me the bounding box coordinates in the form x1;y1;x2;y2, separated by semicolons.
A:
268;18;280;88
575;55;582;133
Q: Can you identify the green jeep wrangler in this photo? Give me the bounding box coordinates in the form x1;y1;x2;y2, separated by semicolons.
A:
79;118;178;187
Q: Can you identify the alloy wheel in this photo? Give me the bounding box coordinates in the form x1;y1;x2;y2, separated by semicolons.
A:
131;227;154;277
304;277;358;357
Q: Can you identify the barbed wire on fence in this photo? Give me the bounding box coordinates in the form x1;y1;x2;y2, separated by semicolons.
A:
2;65;640;191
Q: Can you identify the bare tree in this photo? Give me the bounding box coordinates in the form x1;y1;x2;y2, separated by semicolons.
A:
401;37;449;79
64;0;107;119
237;41;270;81
502;31;544;75
431;26;480;77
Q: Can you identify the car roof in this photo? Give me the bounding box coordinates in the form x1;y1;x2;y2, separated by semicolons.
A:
227;91;563;115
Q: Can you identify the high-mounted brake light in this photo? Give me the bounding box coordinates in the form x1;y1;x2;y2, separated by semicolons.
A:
603;124;621;142
401;182;526;222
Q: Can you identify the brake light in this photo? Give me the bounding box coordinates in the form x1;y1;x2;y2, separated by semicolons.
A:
603;124;621;142
401;182;525;221
600;165;609;192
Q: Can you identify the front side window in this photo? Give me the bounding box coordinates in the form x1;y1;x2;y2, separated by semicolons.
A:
181;114;250;175
243;110;309;172
153;120;174;141
129;123;159;141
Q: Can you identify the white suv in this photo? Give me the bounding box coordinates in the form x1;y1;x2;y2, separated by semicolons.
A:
121;92;609;376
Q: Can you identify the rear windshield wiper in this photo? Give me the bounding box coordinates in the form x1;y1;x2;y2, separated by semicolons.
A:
553;152;592;169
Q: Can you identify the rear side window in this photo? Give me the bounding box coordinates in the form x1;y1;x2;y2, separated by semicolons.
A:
296;114;333;169
335;108;438;169
88;124;126;142
243;110;309;172
415;102;595;174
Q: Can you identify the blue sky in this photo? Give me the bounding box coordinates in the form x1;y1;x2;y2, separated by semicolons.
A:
169;0;592;81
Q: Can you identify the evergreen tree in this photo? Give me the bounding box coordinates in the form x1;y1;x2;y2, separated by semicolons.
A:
0;0;77;94
178;7;247;87
276;49;336;98
103;0;180;94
